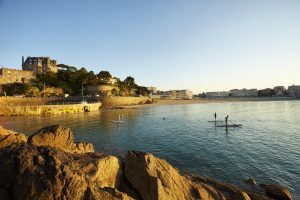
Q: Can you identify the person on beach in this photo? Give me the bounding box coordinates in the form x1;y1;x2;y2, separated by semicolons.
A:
225;115;229;127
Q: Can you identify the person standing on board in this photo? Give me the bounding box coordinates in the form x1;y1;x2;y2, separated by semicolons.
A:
225;115;229;127
213;112;217;122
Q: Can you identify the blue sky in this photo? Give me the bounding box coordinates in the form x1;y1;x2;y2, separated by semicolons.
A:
0;0;299;93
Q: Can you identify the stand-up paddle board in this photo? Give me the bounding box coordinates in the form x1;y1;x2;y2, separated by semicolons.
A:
216;124;242;127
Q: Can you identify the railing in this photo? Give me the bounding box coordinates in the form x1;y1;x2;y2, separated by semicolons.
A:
1;101;101;107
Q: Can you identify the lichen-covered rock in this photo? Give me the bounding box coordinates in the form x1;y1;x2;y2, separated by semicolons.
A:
28;125;94;153
0;126;27;148
0;144;127;200
260;184;292;200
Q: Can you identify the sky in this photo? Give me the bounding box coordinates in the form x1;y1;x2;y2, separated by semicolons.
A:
0;0;299;93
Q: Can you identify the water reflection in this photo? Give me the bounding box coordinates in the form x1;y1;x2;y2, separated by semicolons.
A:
0;108;141;136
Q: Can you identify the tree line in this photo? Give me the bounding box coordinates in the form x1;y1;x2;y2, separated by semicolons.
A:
2;64;149;97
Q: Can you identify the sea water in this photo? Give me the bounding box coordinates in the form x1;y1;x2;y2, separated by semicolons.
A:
1;100;299;198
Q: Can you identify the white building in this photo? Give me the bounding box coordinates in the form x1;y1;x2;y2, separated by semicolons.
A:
147;86;157;94
206;91;229;98
230;88;258;97
150;90;193;99
287;85;300;97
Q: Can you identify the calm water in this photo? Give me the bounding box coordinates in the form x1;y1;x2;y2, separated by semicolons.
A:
1;101;299;198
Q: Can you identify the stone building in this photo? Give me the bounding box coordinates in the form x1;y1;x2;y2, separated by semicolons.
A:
170;90;193;99
22;56;58;74
0;68;36;85
230;88;258;97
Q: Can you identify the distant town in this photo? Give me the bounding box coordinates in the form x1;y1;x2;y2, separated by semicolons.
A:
0;56;299;100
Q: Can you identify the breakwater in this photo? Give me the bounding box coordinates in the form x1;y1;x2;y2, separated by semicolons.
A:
0;102;102;116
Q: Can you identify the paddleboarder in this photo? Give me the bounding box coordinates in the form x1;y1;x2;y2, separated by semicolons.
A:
225;115;229;127
213;112;217;121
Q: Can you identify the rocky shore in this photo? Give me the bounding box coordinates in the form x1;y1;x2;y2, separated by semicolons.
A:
0;125;293;200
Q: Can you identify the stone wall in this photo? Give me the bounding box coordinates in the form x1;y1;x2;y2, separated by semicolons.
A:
0;97;62;106
0;102;102;116
101;96;152;108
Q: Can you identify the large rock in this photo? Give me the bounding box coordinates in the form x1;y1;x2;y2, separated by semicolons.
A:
260;184;292;200
0;144;130;200
243;178;256;186
190;176;273;200
124;151;226;200
28;125;94;154
0;126;27;148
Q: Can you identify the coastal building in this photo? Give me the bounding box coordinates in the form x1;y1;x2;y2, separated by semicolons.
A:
108;77;118;85
169;90;193;99
273;86;287;96
150;93;171;99
206;91;229;98
147;87;157;94
287;85;300;97
22;56;58;74
230;88;258;97
0;68;36;85
150;90;193;99
99;77;119;85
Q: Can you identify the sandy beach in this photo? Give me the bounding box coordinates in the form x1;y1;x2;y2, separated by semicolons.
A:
115;97;299;109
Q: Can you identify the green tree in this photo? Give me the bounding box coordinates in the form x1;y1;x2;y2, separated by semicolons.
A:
136;86;150;96
124;76;135;85
2;83;31;96
258;88;275;97
97;71;112;81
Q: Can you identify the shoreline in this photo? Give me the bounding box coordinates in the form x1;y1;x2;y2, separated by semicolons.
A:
107;97;299;109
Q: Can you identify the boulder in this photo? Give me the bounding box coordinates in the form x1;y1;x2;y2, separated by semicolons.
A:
0;144;128;200
124;151;191;200
232;191;251;200
28;125;94;154
243;178;256;186
190;175;263;200
124;150;227;200
260;184;292;200
0;126;27;148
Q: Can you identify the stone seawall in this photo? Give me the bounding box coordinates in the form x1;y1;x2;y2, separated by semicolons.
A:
101;96;153;108
0;97;62;106
0;102;102;116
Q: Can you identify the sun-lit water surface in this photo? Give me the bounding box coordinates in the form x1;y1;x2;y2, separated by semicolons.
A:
1;101;299;198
